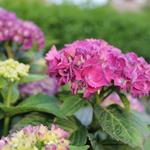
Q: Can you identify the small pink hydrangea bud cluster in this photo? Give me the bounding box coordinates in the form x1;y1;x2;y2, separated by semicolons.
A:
0;124;70;150
0;8;45;50
19;77;59;96
45;39;150;98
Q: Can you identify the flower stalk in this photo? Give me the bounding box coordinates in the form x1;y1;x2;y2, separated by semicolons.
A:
5;42;14;58
3;82;13;135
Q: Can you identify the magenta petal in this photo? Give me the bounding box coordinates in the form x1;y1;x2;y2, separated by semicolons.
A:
45;45;58;62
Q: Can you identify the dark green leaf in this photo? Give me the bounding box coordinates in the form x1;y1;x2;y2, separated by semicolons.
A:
12;113;53;131
70;126;88;146
119;93;130;110
0;110;4;120
0;103;5;119
88;132;140;150
88;133;105;150
94;105;149;148
103;145;141;150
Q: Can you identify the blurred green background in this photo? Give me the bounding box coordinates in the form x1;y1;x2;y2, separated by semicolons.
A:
1;0;150;61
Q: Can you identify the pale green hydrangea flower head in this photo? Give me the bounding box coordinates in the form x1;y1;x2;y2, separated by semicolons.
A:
0;124;70;150
0;59;30;82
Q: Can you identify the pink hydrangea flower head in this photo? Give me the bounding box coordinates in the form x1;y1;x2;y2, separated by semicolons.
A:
19;77;59;96
46;39;150;98
51;124;70;138
0;8;45;50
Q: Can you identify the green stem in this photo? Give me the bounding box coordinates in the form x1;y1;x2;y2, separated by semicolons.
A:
101;89;114;102
96;93;100;104
96;88;114;105
5;42;14;58
3;83;13;135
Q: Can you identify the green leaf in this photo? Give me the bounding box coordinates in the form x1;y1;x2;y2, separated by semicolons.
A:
0;83;19;104
0;110;4;120
55;117;78;133
11;84;19;104
88;133;106;150
88;132;140;150
144;136;150;150
61;83;70;92
69;145;89;150
56;91;72;102
12;113;53;131
20;74;46;83
0;88;7;100
103;145;141;150
94;105;149;148
118;93;130;110
70;126;88;146
0;77;7;89
3;94;63;118
0;103;5;119
60;95;87;116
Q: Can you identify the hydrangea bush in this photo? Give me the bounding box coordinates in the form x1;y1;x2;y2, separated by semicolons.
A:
0;8;150;150
0;8;45;51
0;8;45;63
45;39;150;150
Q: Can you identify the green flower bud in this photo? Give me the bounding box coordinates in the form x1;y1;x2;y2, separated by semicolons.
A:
0;59;30;82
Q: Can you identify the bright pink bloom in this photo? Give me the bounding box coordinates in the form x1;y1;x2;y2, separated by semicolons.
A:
46;39;150;98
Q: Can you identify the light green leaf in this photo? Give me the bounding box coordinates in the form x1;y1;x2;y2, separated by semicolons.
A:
55;117;78;133
69;145;89;150
0;77;7;89
60;95;87;116
11;84;20;104
1;83;19;104
20;74;46;83
144;136;150;150
3;94;63;118
94;105;149;148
